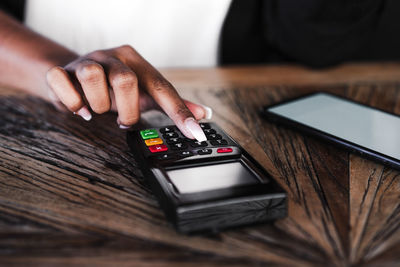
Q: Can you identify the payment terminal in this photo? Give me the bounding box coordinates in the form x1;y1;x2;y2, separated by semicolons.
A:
127;122;287;234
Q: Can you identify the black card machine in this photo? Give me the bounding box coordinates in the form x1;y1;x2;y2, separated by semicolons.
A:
127;122;287;234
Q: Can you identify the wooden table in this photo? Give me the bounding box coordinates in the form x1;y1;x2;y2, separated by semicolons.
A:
1;63;399;266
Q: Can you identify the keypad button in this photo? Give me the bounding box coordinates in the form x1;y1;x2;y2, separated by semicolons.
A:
179;151;193;157
171;143;188;150
148;144;168;153
174;128;183;135
166;137;182;144
140;129;158;140
210;139;228;146
158;154;176;160
203;129;216;134
163;132;178;138
190;141;208;148
206;133;222;140
197;148;212;155
217;148;233;153
200;123;211;129
160;126;175;133
144;138;163;146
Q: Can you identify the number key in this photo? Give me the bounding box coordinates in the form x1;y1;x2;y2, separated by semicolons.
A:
203;129;216;134
171;143;188;150
206;133;222;140
160;126;175;133
197;148;212;155
163;132;178;138
200;123;211;129
190;141;208;148
179;151;193;157
166;137;182;144
210;139;228;146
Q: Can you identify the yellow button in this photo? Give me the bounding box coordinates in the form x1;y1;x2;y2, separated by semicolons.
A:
145;138;163;146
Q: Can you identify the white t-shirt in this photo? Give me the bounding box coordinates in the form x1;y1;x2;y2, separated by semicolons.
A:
25;0;232;67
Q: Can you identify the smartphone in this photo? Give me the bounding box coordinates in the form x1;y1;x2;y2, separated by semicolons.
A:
262;92;400;170
127;122;287;234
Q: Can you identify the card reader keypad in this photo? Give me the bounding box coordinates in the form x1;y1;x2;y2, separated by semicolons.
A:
139;123;236;161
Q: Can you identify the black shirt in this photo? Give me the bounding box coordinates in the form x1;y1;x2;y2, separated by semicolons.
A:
220;0;400;67
2;0;400;68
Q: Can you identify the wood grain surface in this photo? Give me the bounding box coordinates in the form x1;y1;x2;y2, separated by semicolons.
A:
1;64;400;266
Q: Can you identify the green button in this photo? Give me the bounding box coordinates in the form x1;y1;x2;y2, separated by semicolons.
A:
140;129;158;140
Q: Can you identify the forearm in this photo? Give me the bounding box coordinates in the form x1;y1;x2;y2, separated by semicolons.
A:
0;11;209;138
0;11;78;100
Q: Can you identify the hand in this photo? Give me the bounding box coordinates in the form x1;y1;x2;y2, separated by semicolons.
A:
45;45;211;141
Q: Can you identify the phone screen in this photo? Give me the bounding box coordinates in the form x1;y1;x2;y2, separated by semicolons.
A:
267;93;400;161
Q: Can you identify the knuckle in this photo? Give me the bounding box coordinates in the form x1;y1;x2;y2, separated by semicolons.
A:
175;105;192;118
77;62;104;83
115;45;138;60
87;50;106;60
112;71;137;91
91;100;111;114
151;76;173;93
120;115;140;126
68;98;84;112
46;66;65;83
117;44;135;54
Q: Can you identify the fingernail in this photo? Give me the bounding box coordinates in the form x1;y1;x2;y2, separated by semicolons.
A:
74;106;92;121
116;118;131;129
119;124;131;129
184;118;207;142
199;104;213;120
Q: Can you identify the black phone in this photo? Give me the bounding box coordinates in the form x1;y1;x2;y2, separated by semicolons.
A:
127;122;287;234
262;92;400;170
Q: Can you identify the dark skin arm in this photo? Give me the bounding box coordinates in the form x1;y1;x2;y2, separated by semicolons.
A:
0;11;209;141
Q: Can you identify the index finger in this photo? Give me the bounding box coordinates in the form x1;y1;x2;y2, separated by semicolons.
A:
148;73;206;141
123;52;206;141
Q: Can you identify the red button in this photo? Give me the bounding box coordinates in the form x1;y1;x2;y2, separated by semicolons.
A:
149;144;168;153
217;148;233;153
